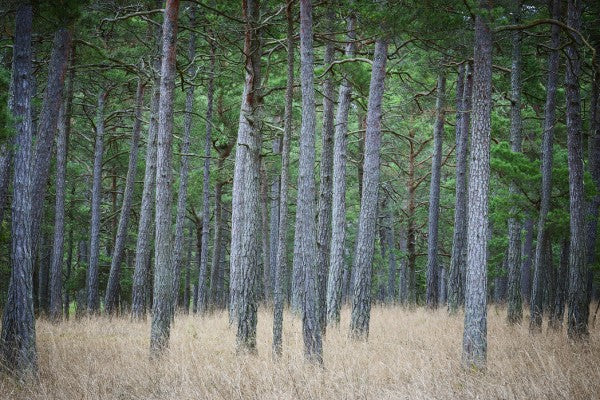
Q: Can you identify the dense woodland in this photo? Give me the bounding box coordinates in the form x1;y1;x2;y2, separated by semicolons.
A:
0;0;599;391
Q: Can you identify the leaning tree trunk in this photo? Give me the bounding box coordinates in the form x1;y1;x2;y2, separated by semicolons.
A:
316;5;336;335
462;1;492;369
326;12;356;326
150;0;180;356
30;27;72;259
565;0;588;339
171;7;197;316
506;1;524;325
0;3;37;377
235;0;263;352
272;0;294;357
292;0;322;362
350;38;388;339
86;91;106;314
448;63;472;313
104;79;146;315
530;0;560;332
425;72;446;309
49;45;74;321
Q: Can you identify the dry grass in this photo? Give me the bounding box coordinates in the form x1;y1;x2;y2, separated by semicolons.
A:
1;305;599;399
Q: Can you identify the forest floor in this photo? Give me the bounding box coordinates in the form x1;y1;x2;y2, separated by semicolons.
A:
1;305;599;399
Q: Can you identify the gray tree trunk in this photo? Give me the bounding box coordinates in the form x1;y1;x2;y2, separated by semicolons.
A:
326;12;356;326
565;0;588;339
150;0;180;356
506;1;524;325
384;203;397;302
521;216;534;304
104;79;146;314
549;238;569;330
260;160;271;302
425;72;446;309
235;0;262;352
49;45;74;321
0;3;37;376
448;63;471;313
86;91;106;314
397;226;408;304
273;1;294;357
171;7;197;316
350;38;388;339
268;139;281;300
462;1;492;369
293;0;322;361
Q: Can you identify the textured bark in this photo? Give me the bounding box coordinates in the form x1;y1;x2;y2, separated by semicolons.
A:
425;73;446;309
438;266;447;305
183;228;192;313
273;1;294;357
0;3;37;376
150;0;180;356
521;216;534;304
384;204;397;302
350;38;388;339
104;80;145;314
549;238;569;330
315;5;336;334
326;12;356;326
260;161;271;302
406;130;418;305
565;0;588;339
462;2;492;369
235;0;262;352
397;226;408;304
86;91;106;314
30;27;72;259
49;46;74;321
506;1;524;325
448;63;472;313
293;0;322;361
0;144;13;227
171;7;197;316
268;139;281;299
197;33;214;314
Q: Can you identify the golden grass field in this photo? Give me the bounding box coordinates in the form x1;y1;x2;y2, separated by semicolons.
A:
1;305;599;399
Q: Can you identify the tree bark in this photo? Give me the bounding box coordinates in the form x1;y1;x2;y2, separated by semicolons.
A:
260;160;271;302
521;216;534;304
150;0;180;356
268;139;281;301
565;0;588;339
0;3;37;376
549;238;569;330
462;1;492;369
350;38;388;339
273;0;294;357
425;72;446;309
104;79;146;314
326;12;356;326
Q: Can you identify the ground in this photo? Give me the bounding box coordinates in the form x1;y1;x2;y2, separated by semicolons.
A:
1;305;599;399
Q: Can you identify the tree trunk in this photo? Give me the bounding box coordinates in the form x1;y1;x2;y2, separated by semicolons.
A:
326;12;356;326
86;91;106;314
0;3;37;376
350;38;388;339
171;7;197;317
549;238;569;330
462;1;492;369
104;79;145;314
521;216;534;304
448;63;472;313
398;226;408;304
565;0;588;339
506;1;524;325
384;202;397;303
425;72;446;309
235;0;262;352
273;1;294;357
49;44;74;321
268;139;281;301
150;0;180;356
260;160;271;302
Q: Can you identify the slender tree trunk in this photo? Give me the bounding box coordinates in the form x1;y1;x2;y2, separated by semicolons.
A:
384;202;397;303
549;238;569;329
326;12;356;326
86;91;106;314
565;0;588;339
448;63;472;313
0;4;37;376
521;216;534;304
506;1;524;325
398;226;408;304
426;72;446;309
407;131;418;305
105;79;146;314
171;7;197;317
235;0;262;352
49;45;74;321
183;227;192;313
38;236;50;315
273;1;294;357
260;160;271;302
150;0;180;356
350;38;388;339
268;139;281;300
462;1;492;369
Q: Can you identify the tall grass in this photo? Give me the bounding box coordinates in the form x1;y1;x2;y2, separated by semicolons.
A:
1;305;598;399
